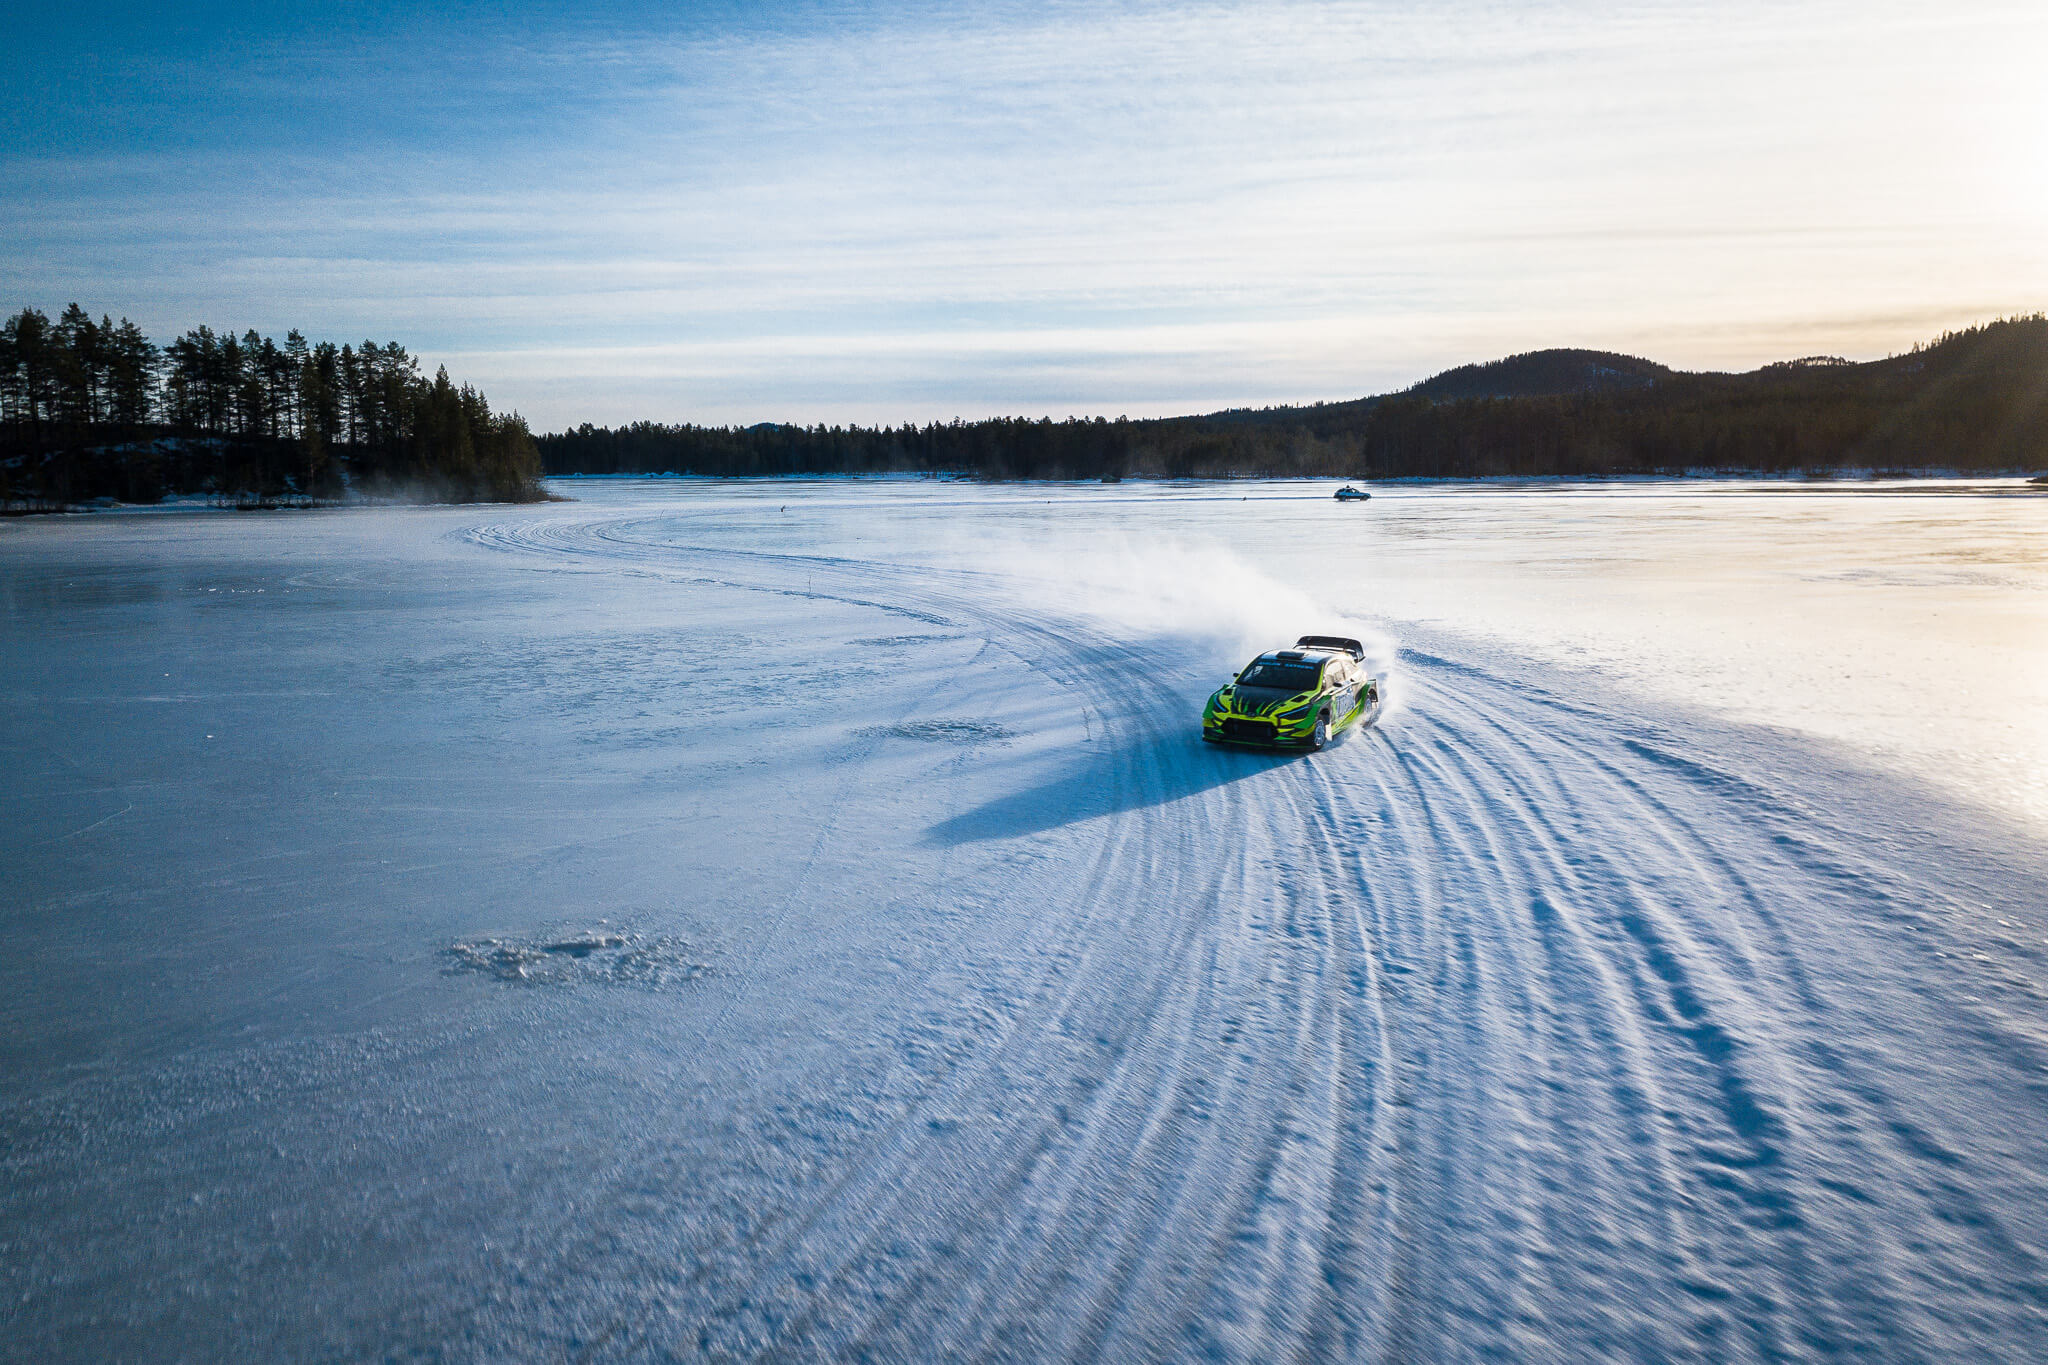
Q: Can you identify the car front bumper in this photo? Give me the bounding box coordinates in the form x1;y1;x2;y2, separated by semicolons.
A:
1203;715;1318;747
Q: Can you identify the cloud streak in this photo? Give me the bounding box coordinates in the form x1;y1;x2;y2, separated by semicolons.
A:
6;0;2045;426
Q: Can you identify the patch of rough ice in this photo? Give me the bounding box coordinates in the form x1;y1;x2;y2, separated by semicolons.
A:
851;634;967;648
866;719;1014;743
445;929;707;988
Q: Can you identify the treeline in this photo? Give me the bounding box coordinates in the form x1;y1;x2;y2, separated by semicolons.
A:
1;305;544;509
540;414;1357;482
539;316;2048;481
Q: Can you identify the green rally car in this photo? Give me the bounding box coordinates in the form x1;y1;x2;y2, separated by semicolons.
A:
1202;636;1382;751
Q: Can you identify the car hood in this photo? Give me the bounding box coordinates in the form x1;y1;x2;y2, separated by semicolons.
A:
1222;686;1312;717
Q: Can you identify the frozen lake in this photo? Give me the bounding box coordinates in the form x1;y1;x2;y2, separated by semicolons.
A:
4;478;2047;1360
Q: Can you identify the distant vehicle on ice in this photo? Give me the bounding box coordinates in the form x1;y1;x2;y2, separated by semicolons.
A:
1334;485;1370;501
1202;636;1382;751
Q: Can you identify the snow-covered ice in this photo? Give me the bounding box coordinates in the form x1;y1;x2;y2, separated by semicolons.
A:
3;478;2046;1360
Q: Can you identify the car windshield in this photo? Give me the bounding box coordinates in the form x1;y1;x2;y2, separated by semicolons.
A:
1237;661;1321;692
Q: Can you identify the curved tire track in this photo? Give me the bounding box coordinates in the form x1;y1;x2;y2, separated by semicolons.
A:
463;505;2048;1363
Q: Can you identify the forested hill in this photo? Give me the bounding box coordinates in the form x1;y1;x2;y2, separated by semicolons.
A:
1189;347;1672;433
1402;348;1671;402
1;306;544;509
540;317;2048;480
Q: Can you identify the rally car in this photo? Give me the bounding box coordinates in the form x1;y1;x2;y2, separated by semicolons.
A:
1202;636;1381;750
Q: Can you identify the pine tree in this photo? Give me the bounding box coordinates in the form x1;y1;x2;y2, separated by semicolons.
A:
106;319;158;433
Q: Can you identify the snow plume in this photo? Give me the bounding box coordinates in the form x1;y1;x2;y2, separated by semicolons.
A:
960;530;1402;708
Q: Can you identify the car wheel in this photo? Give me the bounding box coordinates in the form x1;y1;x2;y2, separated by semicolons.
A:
1310;712;1330;751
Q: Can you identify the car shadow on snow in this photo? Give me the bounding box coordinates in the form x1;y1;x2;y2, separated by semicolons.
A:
923;729;1316;845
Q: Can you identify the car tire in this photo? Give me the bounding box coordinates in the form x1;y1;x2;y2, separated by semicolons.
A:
1309;712;1330;751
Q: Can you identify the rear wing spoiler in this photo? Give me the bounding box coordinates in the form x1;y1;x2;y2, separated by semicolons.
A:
1296;635;1365;660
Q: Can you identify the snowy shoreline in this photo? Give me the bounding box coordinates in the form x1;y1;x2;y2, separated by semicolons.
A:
12;470;2042;521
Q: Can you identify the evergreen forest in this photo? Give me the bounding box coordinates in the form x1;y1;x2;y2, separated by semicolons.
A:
10;308;2044;509
540;316;2048;482
0;305;544;509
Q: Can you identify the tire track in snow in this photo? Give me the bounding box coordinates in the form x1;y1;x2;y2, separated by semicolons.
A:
464;505;2048;1362
1372;675;1794;1353
1318;651;2048;1359
470;512;1403;1357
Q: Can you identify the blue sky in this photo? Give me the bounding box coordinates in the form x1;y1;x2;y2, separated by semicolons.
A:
5;0;2045;428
